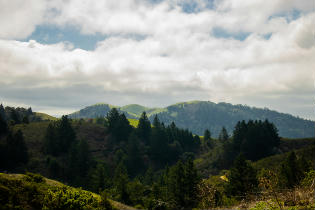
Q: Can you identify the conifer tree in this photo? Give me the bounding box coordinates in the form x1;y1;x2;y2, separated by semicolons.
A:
136;112;151;144
0;113;8;136
218;127;229;141
114;162;130;204
204;129;211;141
226;154;258;197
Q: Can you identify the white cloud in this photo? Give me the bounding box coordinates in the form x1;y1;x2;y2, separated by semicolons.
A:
0;0;314;119
0;0;46;39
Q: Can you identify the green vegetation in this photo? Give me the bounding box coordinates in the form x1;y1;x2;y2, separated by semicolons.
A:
0;172;134;210
0;103;314;210
69;101;314;138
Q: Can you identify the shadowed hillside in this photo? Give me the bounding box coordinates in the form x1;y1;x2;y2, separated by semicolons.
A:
69;101;314;138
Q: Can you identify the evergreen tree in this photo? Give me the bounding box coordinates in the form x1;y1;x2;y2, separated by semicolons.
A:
114;162;130;204
0;104;6;120
279;151;303;188
204;129;211;141
137;112;151;144
43;123;58;155
126;131;144;177
90;163;110;192
107;109;132;142
150;115;169;166
58;115;76;153
10;109;20;125
0;113;8;136
183;158;200;208
67;139;91;186
218;127;229;141
226;154;258;197
5;130;28;170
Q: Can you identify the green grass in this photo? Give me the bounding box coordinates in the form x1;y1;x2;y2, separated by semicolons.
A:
34;112;58;121
0;172;136;210
128;119;139;127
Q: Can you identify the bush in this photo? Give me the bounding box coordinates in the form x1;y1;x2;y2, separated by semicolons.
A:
24;172;44;183
42;187;98;210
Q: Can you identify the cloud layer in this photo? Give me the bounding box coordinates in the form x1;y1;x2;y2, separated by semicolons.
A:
0;0;314;119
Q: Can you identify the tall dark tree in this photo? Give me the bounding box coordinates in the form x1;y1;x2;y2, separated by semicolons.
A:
4;130;28;170
279;151;306;188
10;109;20;125
58;115;76;153
150;115;169;166
90;163;110;192
0;104;6;120
126;131;144;176
218;127;229;141
167;159;200;208
233;120;280;161
106;109;132;142
114;162;130;204
0;113;8;136
67;139;91;186
136;112;151;144
226;154;258;197
204;129;211;141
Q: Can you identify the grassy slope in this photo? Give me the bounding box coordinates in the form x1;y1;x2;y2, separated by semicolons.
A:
34;112;58;121
0;173;136;210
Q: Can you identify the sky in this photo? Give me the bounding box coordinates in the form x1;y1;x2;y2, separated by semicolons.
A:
0;0;315;119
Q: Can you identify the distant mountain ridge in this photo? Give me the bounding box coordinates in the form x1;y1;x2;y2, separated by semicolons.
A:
68;101;315;138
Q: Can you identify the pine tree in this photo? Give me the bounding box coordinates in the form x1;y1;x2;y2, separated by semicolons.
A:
226;154;258;197
58;115;76;153
5;130;28;170
280;151;303;188
204;129;211;141
218;127;229;141
126;131;144;176
0;113;8;136
137;112;151;144
0;104;6;120
114;162;130;204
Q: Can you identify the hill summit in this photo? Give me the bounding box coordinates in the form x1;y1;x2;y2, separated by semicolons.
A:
69;101;314;138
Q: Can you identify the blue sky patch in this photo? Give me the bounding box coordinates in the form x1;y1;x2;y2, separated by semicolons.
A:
23;25;108;51
212;27;250;41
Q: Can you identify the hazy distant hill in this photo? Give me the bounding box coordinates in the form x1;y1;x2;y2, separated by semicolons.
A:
69;101;314;138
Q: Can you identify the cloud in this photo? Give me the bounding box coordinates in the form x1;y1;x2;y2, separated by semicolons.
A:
0;0;314;119
0;0;46;39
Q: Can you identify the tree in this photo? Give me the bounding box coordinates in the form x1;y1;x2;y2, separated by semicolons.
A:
204;129;211;141
226;154;258;197
67;139;91;186
43;123;58;155
90;163;110;193
0;104;6;120
4;130;28;170
0;113;8;136
137;112;151;144
167;159;200;208
106;109;132;142
218;127;229;141
126;131;144;177
279;151;306;188
58;115;76;153
150;115;169;166
114;162;130;204
233;120;280;161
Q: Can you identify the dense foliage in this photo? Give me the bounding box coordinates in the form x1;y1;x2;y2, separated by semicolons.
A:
68;101;314;138
0;104;314;210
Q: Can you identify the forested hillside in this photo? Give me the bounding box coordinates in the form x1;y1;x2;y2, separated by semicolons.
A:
1;105;314;210
69;101;314;138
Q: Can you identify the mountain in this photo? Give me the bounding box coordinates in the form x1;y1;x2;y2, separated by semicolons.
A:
69;101;314;138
